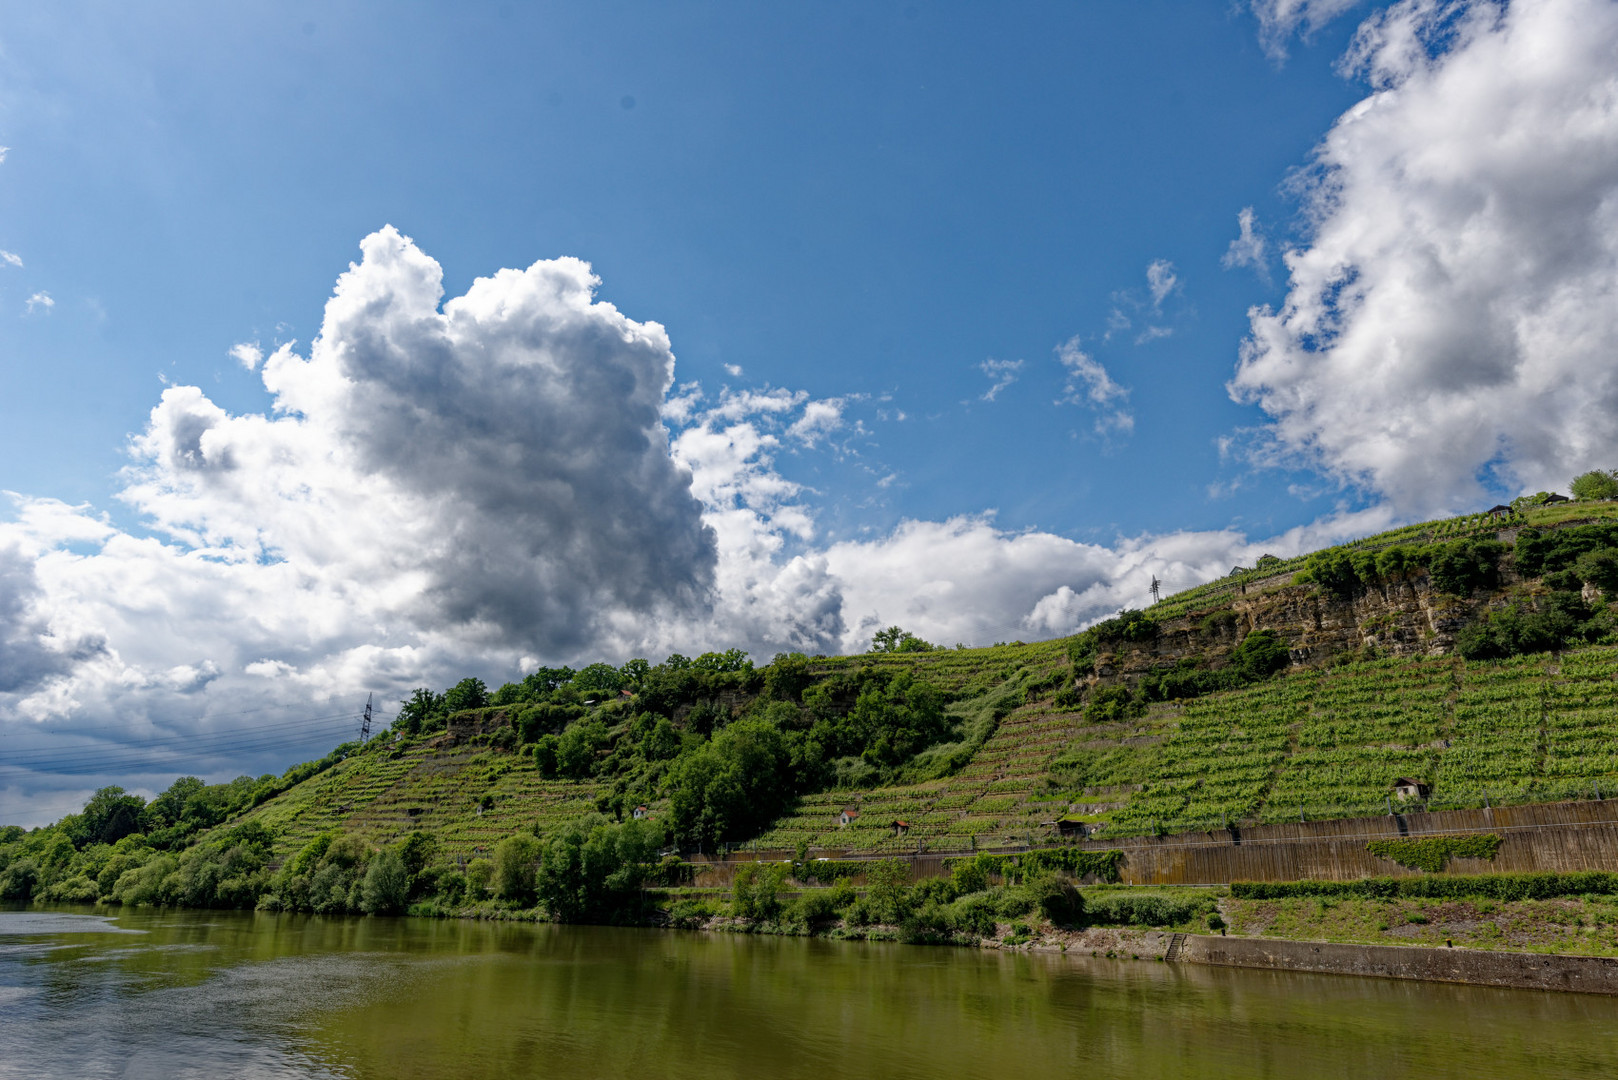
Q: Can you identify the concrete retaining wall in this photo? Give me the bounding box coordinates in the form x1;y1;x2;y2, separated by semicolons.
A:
1091;799;1618;885
690;799;1618;886
1180;934;1618;995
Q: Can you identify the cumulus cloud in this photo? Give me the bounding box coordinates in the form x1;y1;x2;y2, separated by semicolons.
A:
229;342;263;370
1054;336;1133;435
0;250;21;268
0;226;1391;824
978;357;1024;402
1232;0;1618;516
1222;207;1270;280
1252;0;1363;60
24;291;52;313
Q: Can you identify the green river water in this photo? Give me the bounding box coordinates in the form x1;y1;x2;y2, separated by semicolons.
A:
4;907;1618;1079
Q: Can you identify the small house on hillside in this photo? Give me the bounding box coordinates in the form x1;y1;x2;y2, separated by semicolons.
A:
890;819;910;838
1229;565;1250;577
839;807;860;827
1052;818;1087;839
1484;504;1513;520
1545;493;1571;504
1392;777;1431;801
632;805;649;820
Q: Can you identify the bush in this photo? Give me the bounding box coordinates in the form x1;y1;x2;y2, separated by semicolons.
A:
1230;871;1618;902
731;862;788;921
1082;891;1203;927
789;884;851;924
1027;872;1084;927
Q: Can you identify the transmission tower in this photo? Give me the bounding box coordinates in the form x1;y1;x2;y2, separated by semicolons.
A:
359;692;373;742
1149;575;1161;605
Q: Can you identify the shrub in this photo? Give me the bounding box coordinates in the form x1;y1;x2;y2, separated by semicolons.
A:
1082;892;1203;927
1027;872;1085;927
1365;834;1501;874
1230;871;1618;902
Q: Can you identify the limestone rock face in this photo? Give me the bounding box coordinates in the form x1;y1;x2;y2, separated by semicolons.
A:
1090;566;1533;690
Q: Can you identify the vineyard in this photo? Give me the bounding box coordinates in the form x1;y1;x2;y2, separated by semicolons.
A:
215;502;1618;864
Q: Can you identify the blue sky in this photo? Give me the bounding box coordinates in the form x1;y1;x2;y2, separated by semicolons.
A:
5;0;1618;822
1;1;1364;541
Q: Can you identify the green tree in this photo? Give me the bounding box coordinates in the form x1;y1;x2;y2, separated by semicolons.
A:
394;688;444;736
74;786;146;847
555;719;609;778
443;677;489;714
1571;470;1618;501
493;834;541;904
573;662;624;693
361;849;410;914
1576;549;1618;593
871;626;935;653
618;658;651;688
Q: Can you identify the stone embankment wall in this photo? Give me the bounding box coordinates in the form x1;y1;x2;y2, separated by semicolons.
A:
1091;799;1618;885
1178;934;1618;996
689;799;1618;887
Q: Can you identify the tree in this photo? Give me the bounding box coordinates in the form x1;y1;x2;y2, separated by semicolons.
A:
1571;470;1618;501
394;688;444;736
360;849;410;914
493;834;541;904
74;786;147;847
443;677;489;714
871;626;935;653
573;662;624;693
618;658;651;688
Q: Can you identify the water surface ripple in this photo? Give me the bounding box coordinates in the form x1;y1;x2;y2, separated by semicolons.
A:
3;908;1616;1079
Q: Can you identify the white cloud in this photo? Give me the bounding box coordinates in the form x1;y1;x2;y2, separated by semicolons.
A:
1251;0;1363;61
1146;259;1179;308
229;342;263;370
1054;335;1133;435
24;291;53;313
787;398;845;447
1232;0;1618;516
0;226;1396;825
0;250;21;268
978;357;1024;402
1222;207;1270;280
723;363;743;377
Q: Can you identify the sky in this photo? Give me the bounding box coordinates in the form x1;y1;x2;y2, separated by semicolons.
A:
3;0;1617;824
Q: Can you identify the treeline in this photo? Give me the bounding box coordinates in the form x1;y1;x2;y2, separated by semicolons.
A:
0;759;350;906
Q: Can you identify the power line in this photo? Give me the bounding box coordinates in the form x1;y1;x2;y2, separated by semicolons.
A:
0;711;360;764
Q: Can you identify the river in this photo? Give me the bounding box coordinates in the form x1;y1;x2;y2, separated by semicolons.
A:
3;907;1618;1078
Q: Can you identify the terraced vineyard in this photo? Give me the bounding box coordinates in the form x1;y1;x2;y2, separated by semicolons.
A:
232;641;1618;862
1049;648;1618;837
240;743;605;863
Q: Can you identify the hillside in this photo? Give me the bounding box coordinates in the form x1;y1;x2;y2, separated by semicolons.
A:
9;499;1618;914
227;500;1618;861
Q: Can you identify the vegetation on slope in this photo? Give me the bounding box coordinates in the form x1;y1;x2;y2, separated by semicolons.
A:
10;497;1618;923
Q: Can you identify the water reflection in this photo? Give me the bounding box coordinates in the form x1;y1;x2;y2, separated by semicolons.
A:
3;907;1617;1079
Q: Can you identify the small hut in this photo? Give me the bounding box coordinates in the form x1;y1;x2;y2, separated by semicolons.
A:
631;805;649;820
890;819;910;838
1392;777;1431;801
838;807;860;827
